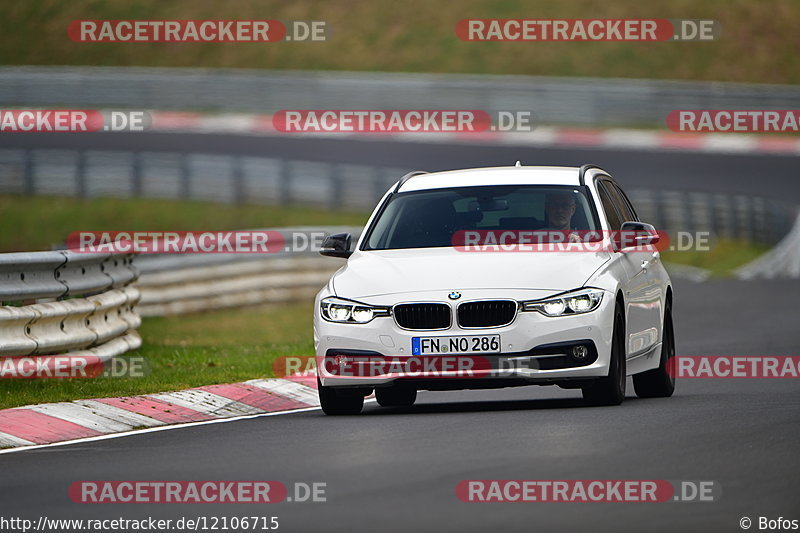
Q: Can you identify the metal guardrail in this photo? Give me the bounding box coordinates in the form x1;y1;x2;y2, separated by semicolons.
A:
0;225;357;366
136;257;338;316
736;213;800;279
0;148;406;211
0;250;137;301
2;67;800;127
133;227;361;316
0;252;140;364
0;147;794;246
625;190;792;246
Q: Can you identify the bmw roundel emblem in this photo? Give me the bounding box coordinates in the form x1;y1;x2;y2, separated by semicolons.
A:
448;291;462;300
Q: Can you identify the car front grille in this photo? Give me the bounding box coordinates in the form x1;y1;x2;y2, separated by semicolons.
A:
457;300;518;328
393;303;451;330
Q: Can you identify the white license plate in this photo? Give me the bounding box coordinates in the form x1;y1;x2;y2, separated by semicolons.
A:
412;335;501;355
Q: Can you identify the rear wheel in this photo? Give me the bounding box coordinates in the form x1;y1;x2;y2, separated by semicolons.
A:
582;305;626;406
376;386;417;407
633;300;676;398
318;378;364;415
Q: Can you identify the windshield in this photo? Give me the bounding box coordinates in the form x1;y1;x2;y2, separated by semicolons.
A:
363;185;600;250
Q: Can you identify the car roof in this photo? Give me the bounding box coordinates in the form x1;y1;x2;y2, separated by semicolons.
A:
396;165;598;193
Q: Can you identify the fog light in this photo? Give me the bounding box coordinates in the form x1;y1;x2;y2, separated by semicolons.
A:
572;345;589;360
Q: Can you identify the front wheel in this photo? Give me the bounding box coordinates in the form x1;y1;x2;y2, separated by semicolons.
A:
633;300;676;398
582;305;626;406
318;378;364;415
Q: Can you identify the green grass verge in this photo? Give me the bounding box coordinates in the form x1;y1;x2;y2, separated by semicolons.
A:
661;239;769;278
0;302;315;410
2;0;799;84
0;194;368;252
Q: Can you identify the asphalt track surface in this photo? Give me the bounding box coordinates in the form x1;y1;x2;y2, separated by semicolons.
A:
1;134;799;532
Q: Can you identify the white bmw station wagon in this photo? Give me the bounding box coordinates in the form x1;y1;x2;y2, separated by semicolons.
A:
314;165;675;415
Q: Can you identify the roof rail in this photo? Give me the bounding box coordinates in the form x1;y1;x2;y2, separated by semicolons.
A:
393;170;429;193
578;164;603;186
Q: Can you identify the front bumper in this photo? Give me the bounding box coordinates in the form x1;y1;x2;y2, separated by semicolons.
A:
314;290;616;388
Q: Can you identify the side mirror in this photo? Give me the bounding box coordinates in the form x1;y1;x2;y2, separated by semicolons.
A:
320;233;353;258
615;222;660;250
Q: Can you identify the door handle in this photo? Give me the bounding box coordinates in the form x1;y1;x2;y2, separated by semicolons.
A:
641;252;660;271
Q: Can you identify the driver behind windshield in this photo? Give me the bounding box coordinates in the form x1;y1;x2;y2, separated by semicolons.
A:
545;191;578;230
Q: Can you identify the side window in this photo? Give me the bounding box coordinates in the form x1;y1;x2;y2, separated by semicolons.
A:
600;180;636;222
600;180;634;224
597;182;623;230
609;182;638;222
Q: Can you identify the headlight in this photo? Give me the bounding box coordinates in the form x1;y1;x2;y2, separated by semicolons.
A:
522;288;604;317
320;297;390;324
542;300;566;315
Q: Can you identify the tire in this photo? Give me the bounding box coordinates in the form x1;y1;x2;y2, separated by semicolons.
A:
633;299;676;398
376;386;417;407
318;378;364;415
582;305;626;406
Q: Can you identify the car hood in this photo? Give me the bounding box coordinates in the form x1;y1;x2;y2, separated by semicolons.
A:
332;247;610;298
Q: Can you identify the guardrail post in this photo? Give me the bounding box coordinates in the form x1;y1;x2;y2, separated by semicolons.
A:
682;191;695;236
233;156;245;204
76;150;86;198
23;150;35;195
726;195;738;240
330;163;343;209
765;207;775;244
653;192;666;231
766;204;790;245
180;153;191;199
708;194;720;239
131;151;142;197
279;159;291;205
373;167;383;203
747;196;758;243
